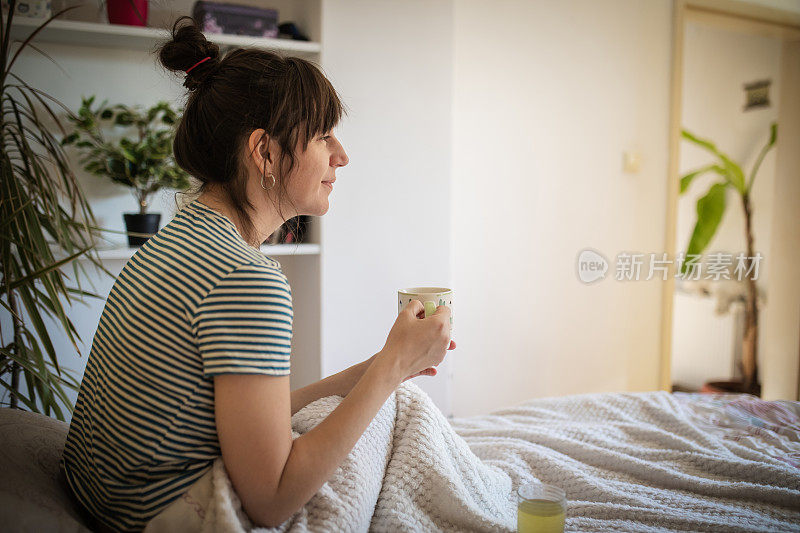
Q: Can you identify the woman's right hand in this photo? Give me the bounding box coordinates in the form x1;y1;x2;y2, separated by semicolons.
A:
378;299;453;381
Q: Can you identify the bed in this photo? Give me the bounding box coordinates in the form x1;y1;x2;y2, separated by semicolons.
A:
451;389;800;532
1;384;798;532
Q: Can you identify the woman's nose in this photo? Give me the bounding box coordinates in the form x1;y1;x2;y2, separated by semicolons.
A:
332;141;349;167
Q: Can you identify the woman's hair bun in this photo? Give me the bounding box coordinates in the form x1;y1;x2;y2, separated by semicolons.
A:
157;15;221;91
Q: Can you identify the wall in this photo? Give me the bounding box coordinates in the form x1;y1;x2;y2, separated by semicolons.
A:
761;37;800;401
450;0;672;416
319;0;455;414
741;0;800;14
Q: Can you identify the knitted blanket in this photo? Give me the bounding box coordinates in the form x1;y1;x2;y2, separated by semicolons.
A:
144;383;800;533
450;389;800;532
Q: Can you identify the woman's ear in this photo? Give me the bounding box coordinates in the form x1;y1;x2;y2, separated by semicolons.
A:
247;128;273;170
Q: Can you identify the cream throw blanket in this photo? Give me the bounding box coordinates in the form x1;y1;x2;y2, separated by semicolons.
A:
144;382;800;533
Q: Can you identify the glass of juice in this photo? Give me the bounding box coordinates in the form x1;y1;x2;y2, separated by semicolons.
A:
517;482;566;533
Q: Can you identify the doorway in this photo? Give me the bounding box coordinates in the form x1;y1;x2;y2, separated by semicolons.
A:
660;0;800;400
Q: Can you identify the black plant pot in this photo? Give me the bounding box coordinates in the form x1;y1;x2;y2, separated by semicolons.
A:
123;213;161;246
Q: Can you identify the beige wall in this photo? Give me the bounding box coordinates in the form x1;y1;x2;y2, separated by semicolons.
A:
450;0;672;416
741;0;800;14
761;38;800;401
319;0;455;413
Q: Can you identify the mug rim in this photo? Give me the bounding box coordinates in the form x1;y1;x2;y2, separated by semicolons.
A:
398;287;452;295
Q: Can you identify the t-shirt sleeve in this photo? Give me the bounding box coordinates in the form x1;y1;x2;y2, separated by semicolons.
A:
193;262;293;378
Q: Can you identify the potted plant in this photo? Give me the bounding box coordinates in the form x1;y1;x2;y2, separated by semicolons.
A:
61;96;191;246
1;2;119;420
679;123;777;396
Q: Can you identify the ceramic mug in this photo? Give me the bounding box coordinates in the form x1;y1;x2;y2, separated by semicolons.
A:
398;287;453;331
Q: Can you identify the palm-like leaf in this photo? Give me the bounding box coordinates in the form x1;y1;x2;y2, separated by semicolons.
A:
678;124;777;273
681;181;727;274
747;122;777;192
1;2;118;420
681;129;746;193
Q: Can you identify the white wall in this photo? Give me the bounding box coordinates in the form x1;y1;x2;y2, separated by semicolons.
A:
319;0;455;414
450;0;672;416
671;19;782;390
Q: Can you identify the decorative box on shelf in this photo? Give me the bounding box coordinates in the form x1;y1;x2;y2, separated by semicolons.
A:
192;1;279;38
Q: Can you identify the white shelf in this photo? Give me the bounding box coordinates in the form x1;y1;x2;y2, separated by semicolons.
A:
9;17;321;56
21;0;325;392
54;243;320;262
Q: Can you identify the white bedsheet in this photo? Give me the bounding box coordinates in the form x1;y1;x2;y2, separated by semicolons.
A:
144;383;800;532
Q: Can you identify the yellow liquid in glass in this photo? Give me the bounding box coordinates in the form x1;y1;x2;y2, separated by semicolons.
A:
517;499;566;533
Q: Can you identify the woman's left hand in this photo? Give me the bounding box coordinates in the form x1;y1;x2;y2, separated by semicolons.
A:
348;340;456;392
294;338;455;411
379;340;457;382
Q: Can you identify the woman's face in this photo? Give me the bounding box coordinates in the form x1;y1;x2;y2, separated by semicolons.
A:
282;130;349;217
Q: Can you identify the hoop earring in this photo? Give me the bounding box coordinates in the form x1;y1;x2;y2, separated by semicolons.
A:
261;172;276;191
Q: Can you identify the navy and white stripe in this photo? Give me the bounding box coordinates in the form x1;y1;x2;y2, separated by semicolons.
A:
60;199;292;532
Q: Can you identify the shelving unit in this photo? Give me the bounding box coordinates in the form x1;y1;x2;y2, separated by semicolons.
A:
52;243;321;261
15;0;326;392
8;17;321;57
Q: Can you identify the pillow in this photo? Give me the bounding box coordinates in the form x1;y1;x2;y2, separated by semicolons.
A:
0;407;93;532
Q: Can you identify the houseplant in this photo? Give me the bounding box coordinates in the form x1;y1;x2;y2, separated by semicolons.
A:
61;96;191;245
679;122;777;396
1;2;119;420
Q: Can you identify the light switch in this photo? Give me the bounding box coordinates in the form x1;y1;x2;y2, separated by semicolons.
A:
623;151;641;173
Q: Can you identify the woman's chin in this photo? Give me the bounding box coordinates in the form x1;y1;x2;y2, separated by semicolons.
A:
316;196;331;215
294;198;329;217
305;201;329;217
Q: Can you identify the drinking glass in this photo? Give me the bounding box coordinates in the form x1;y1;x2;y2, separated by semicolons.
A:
517;482;566;533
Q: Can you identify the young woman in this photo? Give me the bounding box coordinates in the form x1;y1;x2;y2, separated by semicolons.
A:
60;16;455;532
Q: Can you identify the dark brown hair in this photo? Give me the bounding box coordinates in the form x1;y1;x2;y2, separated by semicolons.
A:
156;16;345;246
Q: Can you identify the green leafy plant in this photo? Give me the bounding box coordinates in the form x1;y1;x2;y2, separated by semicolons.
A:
61;96;191;214
679;122;777;394
1;2;121;420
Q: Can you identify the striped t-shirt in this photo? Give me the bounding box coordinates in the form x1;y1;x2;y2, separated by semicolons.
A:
61;198;293;532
